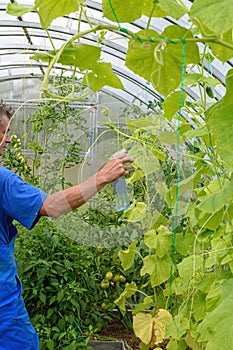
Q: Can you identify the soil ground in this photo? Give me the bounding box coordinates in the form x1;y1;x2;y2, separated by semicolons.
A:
96;321;170;350
97;321;140;349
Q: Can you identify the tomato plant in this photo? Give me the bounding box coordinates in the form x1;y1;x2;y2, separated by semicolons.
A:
13;218;129;349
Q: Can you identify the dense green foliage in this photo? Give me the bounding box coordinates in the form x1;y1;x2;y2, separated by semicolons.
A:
5;0;233;349
14;219;131;350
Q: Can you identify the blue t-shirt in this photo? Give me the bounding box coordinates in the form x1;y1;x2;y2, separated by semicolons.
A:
0;165;48;310
0;166;48;245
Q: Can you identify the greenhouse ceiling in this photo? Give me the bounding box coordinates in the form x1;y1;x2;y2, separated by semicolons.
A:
0;0;232;110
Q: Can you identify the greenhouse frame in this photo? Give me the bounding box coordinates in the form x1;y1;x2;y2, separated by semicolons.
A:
1;1;233;349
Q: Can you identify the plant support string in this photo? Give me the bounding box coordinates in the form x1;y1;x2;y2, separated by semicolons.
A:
169;38;186;316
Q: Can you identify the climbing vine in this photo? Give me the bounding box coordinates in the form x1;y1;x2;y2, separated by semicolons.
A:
6;0;233;349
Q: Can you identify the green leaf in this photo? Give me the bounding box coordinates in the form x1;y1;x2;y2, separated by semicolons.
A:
114;282;138;314
83;62;124;91
197;279;233;349
166;173;195;208
166;315;190;339
206;282;222;312
30;51;55;62
102;0;143;22
134;152;160;176
35;0;81;29
126;117;160;132
144;226;172;258
59;44;101;70
159;131;178;144
163;91;187;121
47;308;55;318
190;0;233;35
185;333;200;350
177;255;204;283
141;254;171;286
39;292;46;304
142;0;166;17
46;339;55;350
155;181;168;198
132;296;154;314
6;2;35;16
206;103;233;166
125;29;160;83
197;179;233;213
175;232;196;257
32;44;101;71
167;339;187;350
139;343;150;350
192;293;206;322
126;142;144;158
133;310;172;345
182;126;209;141
133;313;154;345
157;0;187;20
126;26;199;97
151;25;200;96
149;209;168;229
183;74;220;88
206;101;233;142
221;68;233;105
57;290;64;302
127;202;147;222
197;208;224;231
118;240;138;270
70;297;79;308
128;168;145;183
197;272;216;293
209;29;233;62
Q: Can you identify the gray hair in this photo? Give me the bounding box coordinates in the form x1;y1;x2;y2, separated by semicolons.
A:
0;99;14;125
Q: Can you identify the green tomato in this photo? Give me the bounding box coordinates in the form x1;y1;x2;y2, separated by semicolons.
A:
105;271;113;281
113;274;121;283
119;275;126;282
206;85;215;98
101;302;110;310
101;108;110;117
100;280;110;289
95;247;103;254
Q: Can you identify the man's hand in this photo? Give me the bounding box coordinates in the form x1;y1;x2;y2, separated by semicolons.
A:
97;152;134;185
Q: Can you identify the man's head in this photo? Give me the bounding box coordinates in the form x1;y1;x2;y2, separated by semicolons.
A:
0;99;13;156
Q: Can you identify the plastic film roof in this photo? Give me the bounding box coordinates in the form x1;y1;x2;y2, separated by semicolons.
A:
0;0;232;110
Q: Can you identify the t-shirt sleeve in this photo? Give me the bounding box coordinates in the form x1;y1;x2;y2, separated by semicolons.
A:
3;171;48;230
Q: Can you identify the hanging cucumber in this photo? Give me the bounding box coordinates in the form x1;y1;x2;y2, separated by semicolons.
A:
206;85;215;98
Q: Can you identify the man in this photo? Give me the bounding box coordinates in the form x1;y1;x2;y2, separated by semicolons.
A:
0;100;133;350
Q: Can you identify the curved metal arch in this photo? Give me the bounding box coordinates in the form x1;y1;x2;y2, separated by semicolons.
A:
0;47;204;108
0;67;148;105
0;23;215;106
0;23;159;103
0;0;230;109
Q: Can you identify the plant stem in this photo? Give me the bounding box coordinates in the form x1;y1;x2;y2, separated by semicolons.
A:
42;23;233;99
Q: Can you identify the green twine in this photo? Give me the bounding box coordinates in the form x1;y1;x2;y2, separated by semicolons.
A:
107;0;177;44
107;0;187;318
169;38;186;316
120;27;129;35
159;35;177;44
107;0;121;29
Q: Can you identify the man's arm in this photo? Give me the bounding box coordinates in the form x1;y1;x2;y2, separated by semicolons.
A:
39;153;133;218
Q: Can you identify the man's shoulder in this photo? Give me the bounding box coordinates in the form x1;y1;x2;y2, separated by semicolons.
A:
0;165;13;174
0;166;15;180
0;165;10;173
